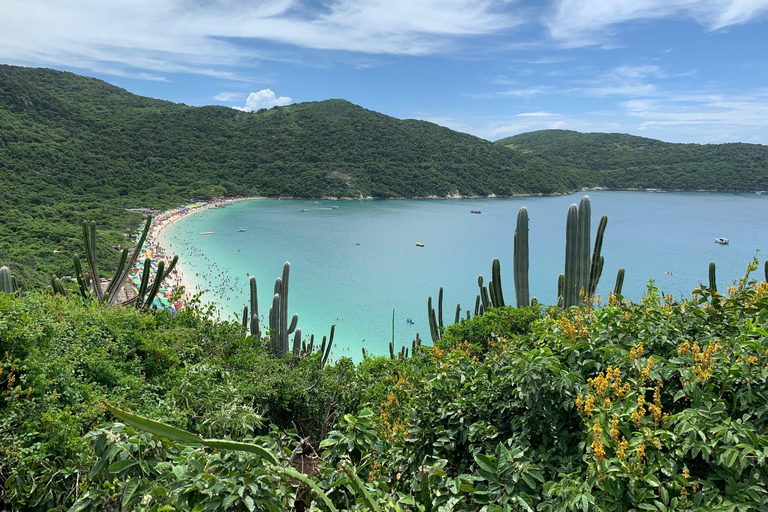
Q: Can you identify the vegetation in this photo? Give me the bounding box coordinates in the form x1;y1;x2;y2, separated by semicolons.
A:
2;256;768;510
1;65;578;287
498;129;768;192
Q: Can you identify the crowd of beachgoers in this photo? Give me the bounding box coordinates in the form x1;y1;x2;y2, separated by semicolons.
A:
126;197;255;311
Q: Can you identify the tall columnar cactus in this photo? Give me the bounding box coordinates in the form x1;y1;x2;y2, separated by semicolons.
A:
267;262;298;356
292;328;302;356
613;268;625;296
437;287;444;329
562;196;607;308
455;303;461;324
0;266;18;294
427;295;441;342
249;276;261;338
709;262;717;292
514;207;529;307
489;258;505;308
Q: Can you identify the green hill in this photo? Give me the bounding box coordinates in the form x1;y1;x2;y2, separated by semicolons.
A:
497;129;768;191
0;65;582;285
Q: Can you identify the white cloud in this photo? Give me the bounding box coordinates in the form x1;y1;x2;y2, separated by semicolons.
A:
234;89;292;111
625;95;768;128
546;0;768;47
215;92;245;101
517;111;559;117
0;0;521;79
548;120;568;129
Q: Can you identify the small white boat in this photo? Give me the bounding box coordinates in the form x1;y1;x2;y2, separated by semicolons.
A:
332;206;340;210
201;232;213;235
238;229;246;232
714;237;729;245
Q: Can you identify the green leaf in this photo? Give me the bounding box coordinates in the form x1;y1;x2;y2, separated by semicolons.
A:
104;403;202;444
644;474;660;487
121;478;140;511
109;460;138;474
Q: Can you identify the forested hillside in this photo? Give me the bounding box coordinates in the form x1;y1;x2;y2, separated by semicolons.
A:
497;129;768;191
0;65;580;285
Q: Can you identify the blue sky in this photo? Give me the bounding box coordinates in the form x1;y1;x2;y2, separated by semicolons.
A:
2;0;768;143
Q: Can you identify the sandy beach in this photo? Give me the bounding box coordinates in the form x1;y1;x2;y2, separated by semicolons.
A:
131;196;259;308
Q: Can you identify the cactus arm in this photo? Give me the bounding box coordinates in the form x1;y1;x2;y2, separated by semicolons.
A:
242;306;248;329
709;262;717;292
557;273;565;307
474;295;480;316
577;197;591;298
321;325;334;369
135;258;152;306
455;303;461;324
82;221;104;303
287;313;298;335
270;293;280;355
587;215;608;298
105;248;129;301
108;217;152;306
481;286;491;311
292;328;302;356
280;262;290;355
307;334;314;354
140;260;166;310
492;257;505;308
389;341;394;359
614;268;625;296
564;204;578;308
514;207;529;308
427;296;439;342
438;287;444;328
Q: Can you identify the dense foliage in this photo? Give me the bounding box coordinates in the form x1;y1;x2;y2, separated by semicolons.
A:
1;65;583;286
498;130;768;192
2;261;768;511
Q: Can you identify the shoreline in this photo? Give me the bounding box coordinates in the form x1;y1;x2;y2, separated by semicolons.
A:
137;188;765;310
134;196;262;308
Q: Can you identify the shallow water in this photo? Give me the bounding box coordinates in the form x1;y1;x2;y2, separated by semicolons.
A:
159;191;768;359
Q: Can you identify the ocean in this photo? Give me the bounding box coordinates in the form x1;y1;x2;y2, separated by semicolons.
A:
158;191;768;359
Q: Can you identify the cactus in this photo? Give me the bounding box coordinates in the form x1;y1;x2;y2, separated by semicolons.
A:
614;268;625;296
513;207;530;307
0;266;17;294
389;341;395;359
320;326;334;368
427;295;441;342
709;262;717;292
265;262;299;356
474;295;480;316
455;303;461;324
492;257;505;307
765;260;768;282
292;328;302;356
249;276;260;338
51;275;67;296
563;197;607;307
71;217;175;308
242;306;248;329
438;287;444;329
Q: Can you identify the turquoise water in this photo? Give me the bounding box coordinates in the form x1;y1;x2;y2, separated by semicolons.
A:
159;192;768;360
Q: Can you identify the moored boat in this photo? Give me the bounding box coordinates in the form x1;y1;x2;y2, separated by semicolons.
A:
714;237;729;244
201;232;213;235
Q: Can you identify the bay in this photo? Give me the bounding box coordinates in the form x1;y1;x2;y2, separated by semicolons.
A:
159;191;768;359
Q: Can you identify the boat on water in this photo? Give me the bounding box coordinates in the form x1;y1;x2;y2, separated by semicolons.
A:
201;232;214;235
416;242;424;247
298;209;308;212
714;237;729;245
238;229;246;232
332;206;340;210
470;210;481;214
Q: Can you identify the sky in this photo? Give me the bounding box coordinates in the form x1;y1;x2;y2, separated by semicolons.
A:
2;0;768;143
